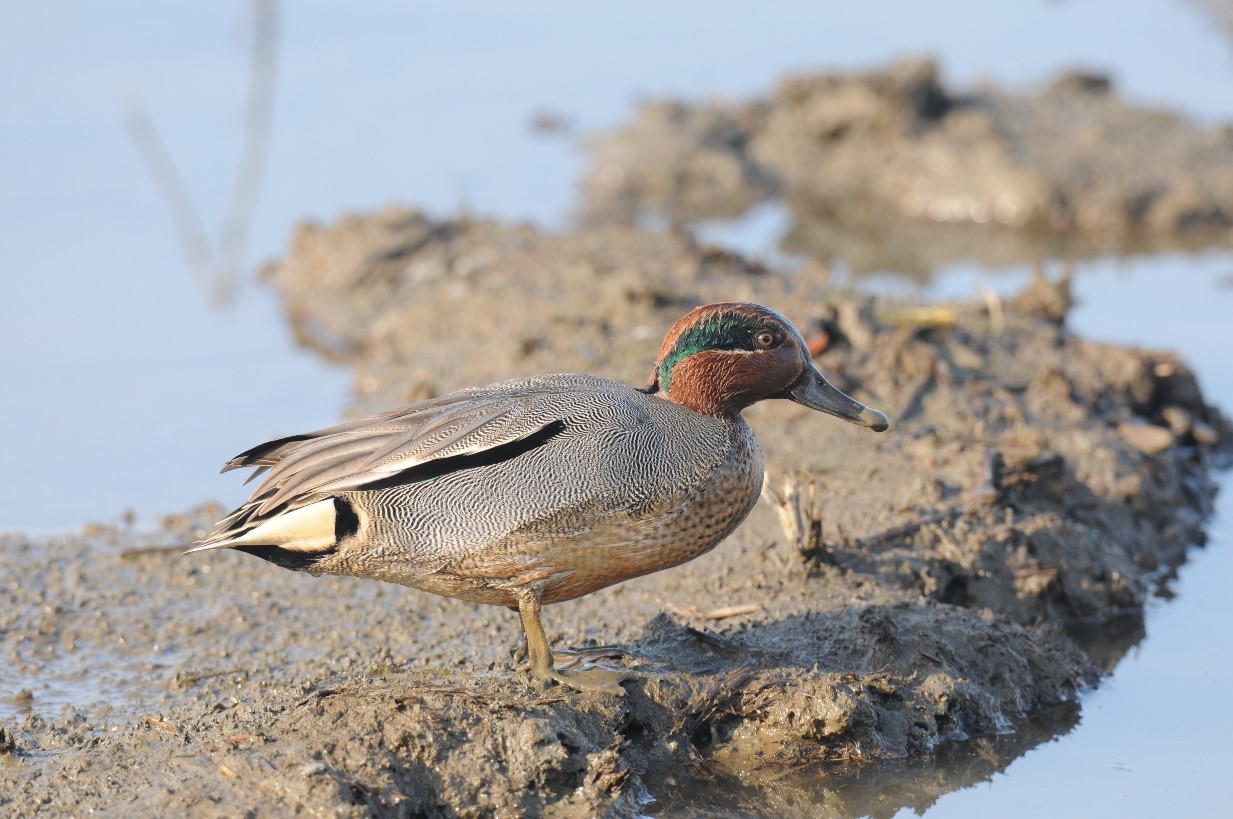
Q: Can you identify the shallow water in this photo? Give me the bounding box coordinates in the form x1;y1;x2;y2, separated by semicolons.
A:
4;1;1233;815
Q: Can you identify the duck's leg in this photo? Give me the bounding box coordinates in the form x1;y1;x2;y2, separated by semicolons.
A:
516;590;626;696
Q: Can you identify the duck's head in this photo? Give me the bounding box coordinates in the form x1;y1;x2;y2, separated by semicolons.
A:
646;302;890;430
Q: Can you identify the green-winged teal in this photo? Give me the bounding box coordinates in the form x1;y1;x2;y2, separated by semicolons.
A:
192;302;888;694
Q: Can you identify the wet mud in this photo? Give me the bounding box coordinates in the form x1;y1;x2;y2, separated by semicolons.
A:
579;58;1233;275
3;202;1229;815
5;52;1233;815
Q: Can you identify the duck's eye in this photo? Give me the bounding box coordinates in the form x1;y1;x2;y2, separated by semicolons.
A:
754;331;776;348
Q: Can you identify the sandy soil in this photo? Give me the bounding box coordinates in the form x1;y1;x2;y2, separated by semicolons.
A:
1;201;1227;816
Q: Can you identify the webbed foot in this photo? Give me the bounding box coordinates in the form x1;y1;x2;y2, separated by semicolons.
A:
554;644;631;671
516;592;629;697
540;664;628;696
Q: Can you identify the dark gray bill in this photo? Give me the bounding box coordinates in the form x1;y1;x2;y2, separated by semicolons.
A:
787;367;889;431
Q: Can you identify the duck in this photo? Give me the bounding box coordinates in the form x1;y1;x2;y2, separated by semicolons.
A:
190;302;889;695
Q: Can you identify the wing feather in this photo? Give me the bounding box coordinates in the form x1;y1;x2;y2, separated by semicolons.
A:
360;402;514;469
211;378;587;533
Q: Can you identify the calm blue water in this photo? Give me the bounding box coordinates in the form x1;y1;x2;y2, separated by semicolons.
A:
3;2;1233;814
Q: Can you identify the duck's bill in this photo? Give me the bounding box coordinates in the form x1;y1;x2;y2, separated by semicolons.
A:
786;368;890;432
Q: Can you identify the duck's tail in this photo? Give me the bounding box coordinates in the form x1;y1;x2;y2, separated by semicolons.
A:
186;496;357;571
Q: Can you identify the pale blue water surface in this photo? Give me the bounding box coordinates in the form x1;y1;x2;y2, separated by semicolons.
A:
3;2;1233;815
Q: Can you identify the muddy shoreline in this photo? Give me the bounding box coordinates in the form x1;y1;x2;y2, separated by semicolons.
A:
4;55;1233;816
3;203;1228;815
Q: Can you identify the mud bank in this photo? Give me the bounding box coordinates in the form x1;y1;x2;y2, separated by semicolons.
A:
2;207;1227;816
580;58;1233;274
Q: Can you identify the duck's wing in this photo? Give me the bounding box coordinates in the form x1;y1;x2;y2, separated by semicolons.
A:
192;378;588;551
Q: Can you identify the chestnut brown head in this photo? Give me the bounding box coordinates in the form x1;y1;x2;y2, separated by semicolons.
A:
647;302;889;430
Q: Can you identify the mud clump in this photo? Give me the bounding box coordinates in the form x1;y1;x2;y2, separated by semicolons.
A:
2;206;1227;816
580;57;1233;273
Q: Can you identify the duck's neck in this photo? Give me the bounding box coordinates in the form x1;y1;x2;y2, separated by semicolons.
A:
658;351;754;419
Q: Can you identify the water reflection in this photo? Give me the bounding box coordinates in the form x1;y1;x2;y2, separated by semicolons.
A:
635;609;1149;817
648;702;1079;819
779;205;1232;282
1063;613;1147;674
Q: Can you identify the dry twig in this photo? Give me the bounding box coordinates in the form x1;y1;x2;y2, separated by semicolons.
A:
662;602;762;621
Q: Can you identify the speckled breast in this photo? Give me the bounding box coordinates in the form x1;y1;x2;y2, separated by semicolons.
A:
535;419;764;604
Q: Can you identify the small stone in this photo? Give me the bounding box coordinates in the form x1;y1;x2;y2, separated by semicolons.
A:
1193;421;1219;445
1050;71;1113;96
298;761;327;777
806;330;830;357
1154;361;1178;378
1161;406;1193;436
1118;422;1173;455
